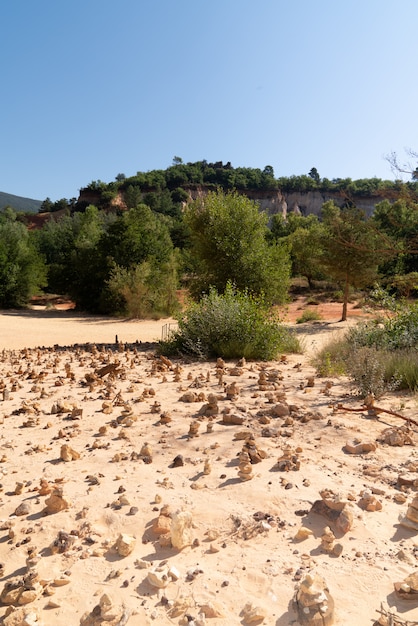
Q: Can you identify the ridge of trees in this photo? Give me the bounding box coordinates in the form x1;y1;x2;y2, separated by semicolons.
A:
2;156;418;324
38;159;418;217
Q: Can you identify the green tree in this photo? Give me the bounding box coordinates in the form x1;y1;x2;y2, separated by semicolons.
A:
0;209;47;307
372;198;418;275
184;190;290;303
320;202;393;321
288;220;326;289
308;167;320;183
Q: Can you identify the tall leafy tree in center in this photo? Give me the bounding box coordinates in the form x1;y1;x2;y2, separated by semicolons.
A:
320;201;394;321
184;190;290;303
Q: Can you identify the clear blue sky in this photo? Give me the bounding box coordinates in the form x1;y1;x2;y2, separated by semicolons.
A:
2;0;418;201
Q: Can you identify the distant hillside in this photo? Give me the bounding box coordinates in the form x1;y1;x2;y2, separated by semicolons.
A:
0;191;42;213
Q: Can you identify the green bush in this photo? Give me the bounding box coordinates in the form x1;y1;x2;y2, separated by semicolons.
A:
346;346;399;398
296;309;323;324
103;255;179;319
158;282;301;360
313;304;418;394
347;303;418;351
312;338;350;377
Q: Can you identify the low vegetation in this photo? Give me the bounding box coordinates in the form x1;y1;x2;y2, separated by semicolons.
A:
296;309;323;324
313;301;418;395
158;283;301;360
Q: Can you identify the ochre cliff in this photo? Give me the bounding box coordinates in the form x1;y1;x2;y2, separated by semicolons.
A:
77;186;391;218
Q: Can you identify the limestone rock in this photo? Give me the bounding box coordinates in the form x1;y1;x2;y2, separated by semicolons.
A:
60;444;80;461
114;533;136;557
277;445;301;471
320;526;336;552
3;609;43;626
80;594;130;625
170;510;194;550
0;572;43;606
271;402;290;418
311;491;354;534
153;514;171;535
394;571;418;601
225;382;239;400
222;412;245;425
198;601;224;618
358;489;382;512
43;488;70;514
378;426;414;447
294;526;314;541
199;393;219;416
147;565;170;588
400;494;418;532
294;572;334;625
344;438;377;454
241;601;267;623
14;502;30;517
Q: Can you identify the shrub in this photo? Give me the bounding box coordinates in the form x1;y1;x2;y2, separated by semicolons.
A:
158;282;301;360
296;309;323;324
103;256;179;319
381;349;418;392
312;338;350;377
346;346;399;398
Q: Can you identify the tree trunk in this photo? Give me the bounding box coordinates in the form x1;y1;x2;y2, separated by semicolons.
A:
340;275;349;322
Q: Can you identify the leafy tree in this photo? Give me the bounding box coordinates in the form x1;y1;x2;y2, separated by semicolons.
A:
372;198;418;275
159;282;300;360
104;252;179;318
35;205;112;304
0;208;47;307
320;202;394;321
184;190;290;304
308;167;320;183
288;221;326;289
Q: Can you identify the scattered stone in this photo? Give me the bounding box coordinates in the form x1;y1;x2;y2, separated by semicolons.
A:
60;444;80;461
394;571;418;601
237;450;253;482
114;533;136;557
147;565;170;589
358;489;382;512
188;421;200;438
344;439;377;455
294;527;313;541
378;426;414;447
171;454;184;468
271;402;290;418
0;571;43;606
3;609;43;626
43;487;70;514
320;526;336;553
310;490;354;534
199;393;219;417
399;494;418;532
277;445;301;471
240;601;267;623
80;593;131;625
171;510;194;550
14;502;30;517
222;411;245;425
225;381;240;400
294;571;334;625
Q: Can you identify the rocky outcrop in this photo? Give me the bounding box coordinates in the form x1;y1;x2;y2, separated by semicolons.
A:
76;186;391;219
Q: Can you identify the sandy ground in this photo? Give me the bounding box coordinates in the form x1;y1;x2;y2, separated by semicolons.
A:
0;303;416;625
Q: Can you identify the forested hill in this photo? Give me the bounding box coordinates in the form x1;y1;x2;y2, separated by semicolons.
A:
4;160;418;218
0;191;42;213
73;162;418;219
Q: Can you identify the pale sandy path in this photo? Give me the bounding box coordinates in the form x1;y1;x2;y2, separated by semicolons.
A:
0;307;356;354
0;309;178;350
